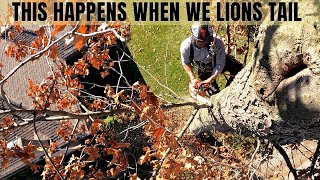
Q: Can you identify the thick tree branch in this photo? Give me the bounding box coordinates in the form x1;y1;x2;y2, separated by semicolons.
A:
0;99;215;132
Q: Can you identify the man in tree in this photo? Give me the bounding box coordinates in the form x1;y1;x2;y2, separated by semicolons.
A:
180;22;242;95
180;21;225;95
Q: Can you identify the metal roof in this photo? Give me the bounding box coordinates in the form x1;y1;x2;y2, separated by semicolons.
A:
0;25;82;179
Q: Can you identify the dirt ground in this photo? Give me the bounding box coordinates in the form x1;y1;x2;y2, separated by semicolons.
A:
163;105;319;179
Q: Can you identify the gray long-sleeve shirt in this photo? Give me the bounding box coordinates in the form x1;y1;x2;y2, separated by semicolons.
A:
180;36;226;75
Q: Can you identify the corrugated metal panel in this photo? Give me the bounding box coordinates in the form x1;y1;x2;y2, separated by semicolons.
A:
1;26;80;60
0;98;61;179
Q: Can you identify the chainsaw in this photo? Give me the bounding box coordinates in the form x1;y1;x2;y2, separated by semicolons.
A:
189;82;218;107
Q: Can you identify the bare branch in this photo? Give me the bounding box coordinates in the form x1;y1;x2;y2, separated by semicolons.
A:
150;108;199;179
59;119;80;166
114;45;183;101
160;102;211;109
134;63;182;101
243;26;250;64
0;108;134;132
310;140;320;178
32;112;65;180
274;144;298;180
119;120;148;135
80;81;131;89
74;28;126;42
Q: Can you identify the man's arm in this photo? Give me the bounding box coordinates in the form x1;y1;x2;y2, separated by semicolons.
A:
181;38;200;86
183;64;195;80
183;64;199;85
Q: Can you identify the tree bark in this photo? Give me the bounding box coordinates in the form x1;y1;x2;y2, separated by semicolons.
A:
189;1;320;145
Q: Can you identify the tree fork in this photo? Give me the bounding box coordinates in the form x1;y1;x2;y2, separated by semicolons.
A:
188;1;320;145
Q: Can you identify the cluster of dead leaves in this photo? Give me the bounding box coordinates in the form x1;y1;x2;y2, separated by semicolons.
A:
56;120;75;142
0;139;40;173
27;70;78;111
5;41;28;62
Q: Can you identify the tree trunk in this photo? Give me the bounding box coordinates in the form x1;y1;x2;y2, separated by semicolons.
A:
189;1;320;145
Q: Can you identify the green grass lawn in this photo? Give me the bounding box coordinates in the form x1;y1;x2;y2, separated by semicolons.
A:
127;25;191;100
127;25;254;101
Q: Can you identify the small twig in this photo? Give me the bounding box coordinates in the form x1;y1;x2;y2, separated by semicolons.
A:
160;102;211;109
115;53;124;93
119;120;148;135
79;90;109;100
227;24;231;55
234;26;237;58
32;112;65;180
164;37;169;87
274;144;298;180
249;156;268;180
59;119;80;166
150;108;199;179
80;81;131;89
107;66;132;88
300;142;315;154
135;63;182;100
248;138;261;167
113;45;183;101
